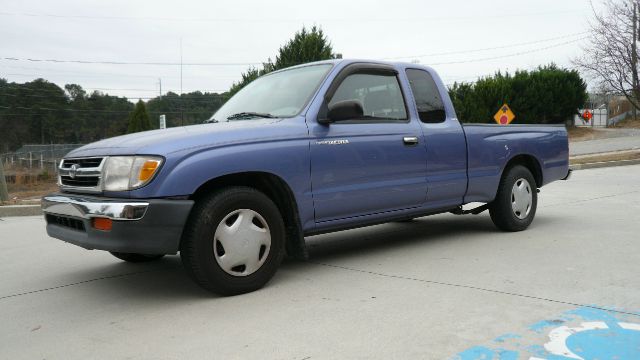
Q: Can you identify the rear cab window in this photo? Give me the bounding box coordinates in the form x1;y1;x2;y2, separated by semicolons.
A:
405;69;446;123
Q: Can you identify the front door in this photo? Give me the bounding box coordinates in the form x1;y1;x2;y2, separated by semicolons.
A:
309;66;427;223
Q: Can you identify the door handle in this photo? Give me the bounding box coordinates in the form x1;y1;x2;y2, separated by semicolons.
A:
403;136;419;146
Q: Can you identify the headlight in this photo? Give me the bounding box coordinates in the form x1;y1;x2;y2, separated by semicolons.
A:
102;156;163;191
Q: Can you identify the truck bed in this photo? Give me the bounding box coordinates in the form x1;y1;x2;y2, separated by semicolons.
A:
461;124;569;203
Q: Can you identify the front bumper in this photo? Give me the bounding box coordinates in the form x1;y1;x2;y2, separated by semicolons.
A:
42;194;194;254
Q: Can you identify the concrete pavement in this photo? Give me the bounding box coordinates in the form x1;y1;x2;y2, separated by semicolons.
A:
1;165;639;359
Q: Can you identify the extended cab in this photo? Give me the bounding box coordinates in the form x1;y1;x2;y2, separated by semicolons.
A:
42;59;571;295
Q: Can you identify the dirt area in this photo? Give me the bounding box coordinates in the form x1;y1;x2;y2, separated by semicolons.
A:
2;182;58;205
567;127;610;142
1;168;58;205
612;117;640;129
570;150;640;165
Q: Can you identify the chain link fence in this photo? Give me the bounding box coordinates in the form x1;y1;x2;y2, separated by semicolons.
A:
1;144;84;202
1;144;83;173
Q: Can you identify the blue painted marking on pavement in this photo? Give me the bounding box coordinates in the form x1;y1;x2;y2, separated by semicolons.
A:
528;319;566;333
452;306;640;360
567;306;624;328
566;327;640;360
493;333;521;343
455;346;519;360
455;346;494;360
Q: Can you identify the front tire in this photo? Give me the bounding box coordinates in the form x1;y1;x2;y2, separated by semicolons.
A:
489;165;537;232
180;187;286;296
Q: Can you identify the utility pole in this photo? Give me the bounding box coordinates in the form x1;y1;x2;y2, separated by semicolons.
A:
158;78;166;129
0;159;8;202
633;1;639;120
180;38;184;126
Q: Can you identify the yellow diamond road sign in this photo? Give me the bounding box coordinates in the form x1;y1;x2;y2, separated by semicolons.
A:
494;104;515;125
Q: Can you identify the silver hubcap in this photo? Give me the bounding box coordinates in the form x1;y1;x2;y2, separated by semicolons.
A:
511;178;533;220
213;209;271;277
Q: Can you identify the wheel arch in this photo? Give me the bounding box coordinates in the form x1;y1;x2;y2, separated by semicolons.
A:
188;171;307;259
503;154;543;187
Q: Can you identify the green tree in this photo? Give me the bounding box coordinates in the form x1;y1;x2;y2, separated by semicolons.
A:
449;64;587;124
227;25;336;98
127;100;152;134
146;91;226;127
64;84;86;101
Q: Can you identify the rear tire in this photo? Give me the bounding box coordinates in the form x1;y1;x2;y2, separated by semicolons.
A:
180;187;286;296
489;165;537;232
110;252;165;263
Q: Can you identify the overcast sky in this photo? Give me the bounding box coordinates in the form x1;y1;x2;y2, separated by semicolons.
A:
0;0;603;101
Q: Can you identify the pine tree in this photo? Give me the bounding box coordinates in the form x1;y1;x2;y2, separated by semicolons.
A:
227;26;335;98
127;100;152;134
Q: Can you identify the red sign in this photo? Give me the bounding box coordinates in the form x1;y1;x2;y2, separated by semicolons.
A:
582;110;592;122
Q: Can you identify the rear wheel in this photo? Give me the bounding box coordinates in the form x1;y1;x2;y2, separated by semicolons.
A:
489;165;537;231
110;252;165;263
180;187;286;296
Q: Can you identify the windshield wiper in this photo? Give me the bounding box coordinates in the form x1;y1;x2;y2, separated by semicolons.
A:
204;118;219;123
226;112;277;120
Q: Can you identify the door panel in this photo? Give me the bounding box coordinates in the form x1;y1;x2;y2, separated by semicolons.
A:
422;120;468;208
310;121;427;222
405;68;467;209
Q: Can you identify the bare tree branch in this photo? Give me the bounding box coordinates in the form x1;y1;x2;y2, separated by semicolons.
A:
575;0;640;111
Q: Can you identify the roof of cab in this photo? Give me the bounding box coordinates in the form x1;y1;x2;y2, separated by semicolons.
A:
272;58;436;74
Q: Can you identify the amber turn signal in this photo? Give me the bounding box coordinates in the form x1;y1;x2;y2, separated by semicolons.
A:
92;217;113;231
138;160;161;182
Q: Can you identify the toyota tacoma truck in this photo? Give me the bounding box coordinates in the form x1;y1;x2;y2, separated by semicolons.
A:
42;59;571;295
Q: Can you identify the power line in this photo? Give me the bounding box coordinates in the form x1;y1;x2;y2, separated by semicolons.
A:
0;35;587;69
0;64;241;79
442;62;577;87
0;57;260;66
0;105;211;115
0;83;226;94
382;32;588;60
429;37;587;66
0;10;588;23
0;92;224;102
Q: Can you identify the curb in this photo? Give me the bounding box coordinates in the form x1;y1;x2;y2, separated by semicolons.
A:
0;205;43;218
570;158;640;170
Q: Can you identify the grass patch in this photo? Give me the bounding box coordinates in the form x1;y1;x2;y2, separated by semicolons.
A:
2;168;58;204
612;117;640;128
567;126;609;142
570;151;640;165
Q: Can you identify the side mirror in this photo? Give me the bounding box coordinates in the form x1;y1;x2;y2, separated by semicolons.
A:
321;100;364;124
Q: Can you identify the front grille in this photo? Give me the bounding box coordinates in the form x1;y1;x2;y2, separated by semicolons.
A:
46;214;86;231
63;158;103;168
59;157;104;191
60;176;100;187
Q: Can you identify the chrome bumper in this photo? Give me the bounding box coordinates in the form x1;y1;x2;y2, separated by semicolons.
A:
42;195;149;220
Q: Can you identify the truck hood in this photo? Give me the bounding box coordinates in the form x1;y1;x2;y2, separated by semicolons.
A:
65;118;306;158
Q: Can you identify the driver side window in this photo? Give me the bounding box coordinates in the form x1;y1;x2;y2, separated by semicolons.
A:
328;73;407;120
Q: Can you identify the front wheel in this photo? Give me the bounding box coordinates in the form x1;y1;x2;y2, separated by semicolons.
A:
180;187;286;296
489;165;537;232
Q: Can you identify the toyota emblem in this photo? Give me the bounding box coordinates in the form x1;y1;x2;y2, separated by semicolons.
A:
68;164;79;179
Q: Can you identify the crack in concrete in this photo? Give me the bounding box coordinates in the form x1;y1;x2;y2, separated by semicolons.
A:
0;266;178;301
312;261;640;318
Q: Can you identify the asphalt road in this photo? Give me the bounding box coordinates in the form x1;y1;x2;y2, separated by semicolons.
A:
1;165;640;359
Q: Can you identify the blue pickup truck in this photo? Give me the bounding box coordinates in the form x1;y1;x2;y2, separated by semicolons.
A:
42;59;570;295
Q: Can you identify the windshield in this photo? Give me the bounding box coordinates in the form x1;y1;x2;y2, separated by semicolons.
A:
210;64;332;122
